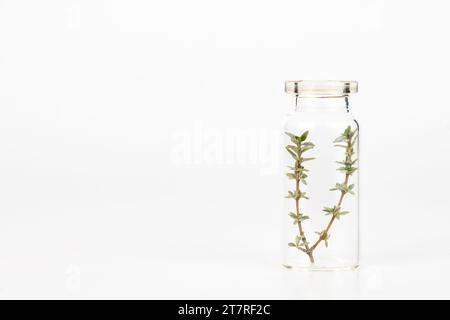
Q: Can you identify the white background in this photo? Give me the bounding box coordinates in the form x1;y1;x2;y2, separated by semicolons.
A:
0;0;449;299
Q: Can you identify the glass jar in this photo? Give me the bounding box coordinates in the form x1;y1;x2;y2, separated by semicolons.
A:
282;80;359;270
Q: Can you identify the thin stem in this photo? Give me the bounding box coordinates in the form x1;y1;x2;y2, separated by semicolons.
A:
295;171;315;263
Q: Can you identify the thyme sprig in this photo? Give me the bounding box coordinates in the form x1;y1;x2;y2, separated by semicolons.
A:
285;126;358;263
309;126;358;252
285;130;315;262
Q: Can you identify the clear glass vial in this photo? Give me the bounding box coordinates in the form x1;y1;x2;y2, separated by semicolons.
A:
282;80;359;271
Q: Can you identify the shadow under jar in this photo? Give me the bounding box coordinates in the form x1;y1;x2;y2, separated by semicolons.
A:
282;80;359;271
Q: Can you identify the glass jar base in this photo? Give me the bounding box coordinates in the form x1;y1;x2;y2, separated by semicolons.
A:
283;264;359;272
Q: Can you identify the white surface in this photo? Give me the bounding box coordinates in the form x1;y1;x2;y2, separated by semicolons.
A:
0;0;450;299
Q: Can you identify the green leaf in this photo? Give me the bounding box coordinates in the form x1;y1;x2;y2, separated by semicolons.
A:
336;159;358;166
288;242;297;247
323;206;334;213
344;126;352;138
323;205;340;215
286;145;298;152
286;173;297;180
336;164;358;176
289;212;310;224
300;157;315;162
285;132;300;145
333;136;347;143
299;131;309;141
285;191;295;199
336;166;358;175
287;166;304;173
285;190;301;200
335;210;350;220
323;205;351;219
286;147;298;160
334;126;355;144
301;145;314;152
285;132;296;139
301;179;307;185
301;142;315;153
322;232;331;247
330;183;346;192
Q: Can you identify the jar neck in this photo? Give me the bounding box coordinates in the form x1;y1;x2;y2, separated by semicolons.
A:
294;95;350;113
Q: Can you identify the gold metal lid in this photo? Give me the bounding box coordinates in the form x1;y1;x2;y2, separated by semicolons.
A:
285;80;358;96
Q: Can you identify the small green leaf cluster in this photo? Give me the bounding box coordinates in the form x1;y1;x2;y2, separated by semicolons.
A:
285;190;309;200
315;231;330;248
285;131;315;164
336;159;358;175
286;131;309;144
330;183;355;195
286;172;308;184
337;164;358;175
285;130;315;194
323;206;349;220
334;126;358;175
288;235;310;250
288;212;310;225
334;126;356;144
